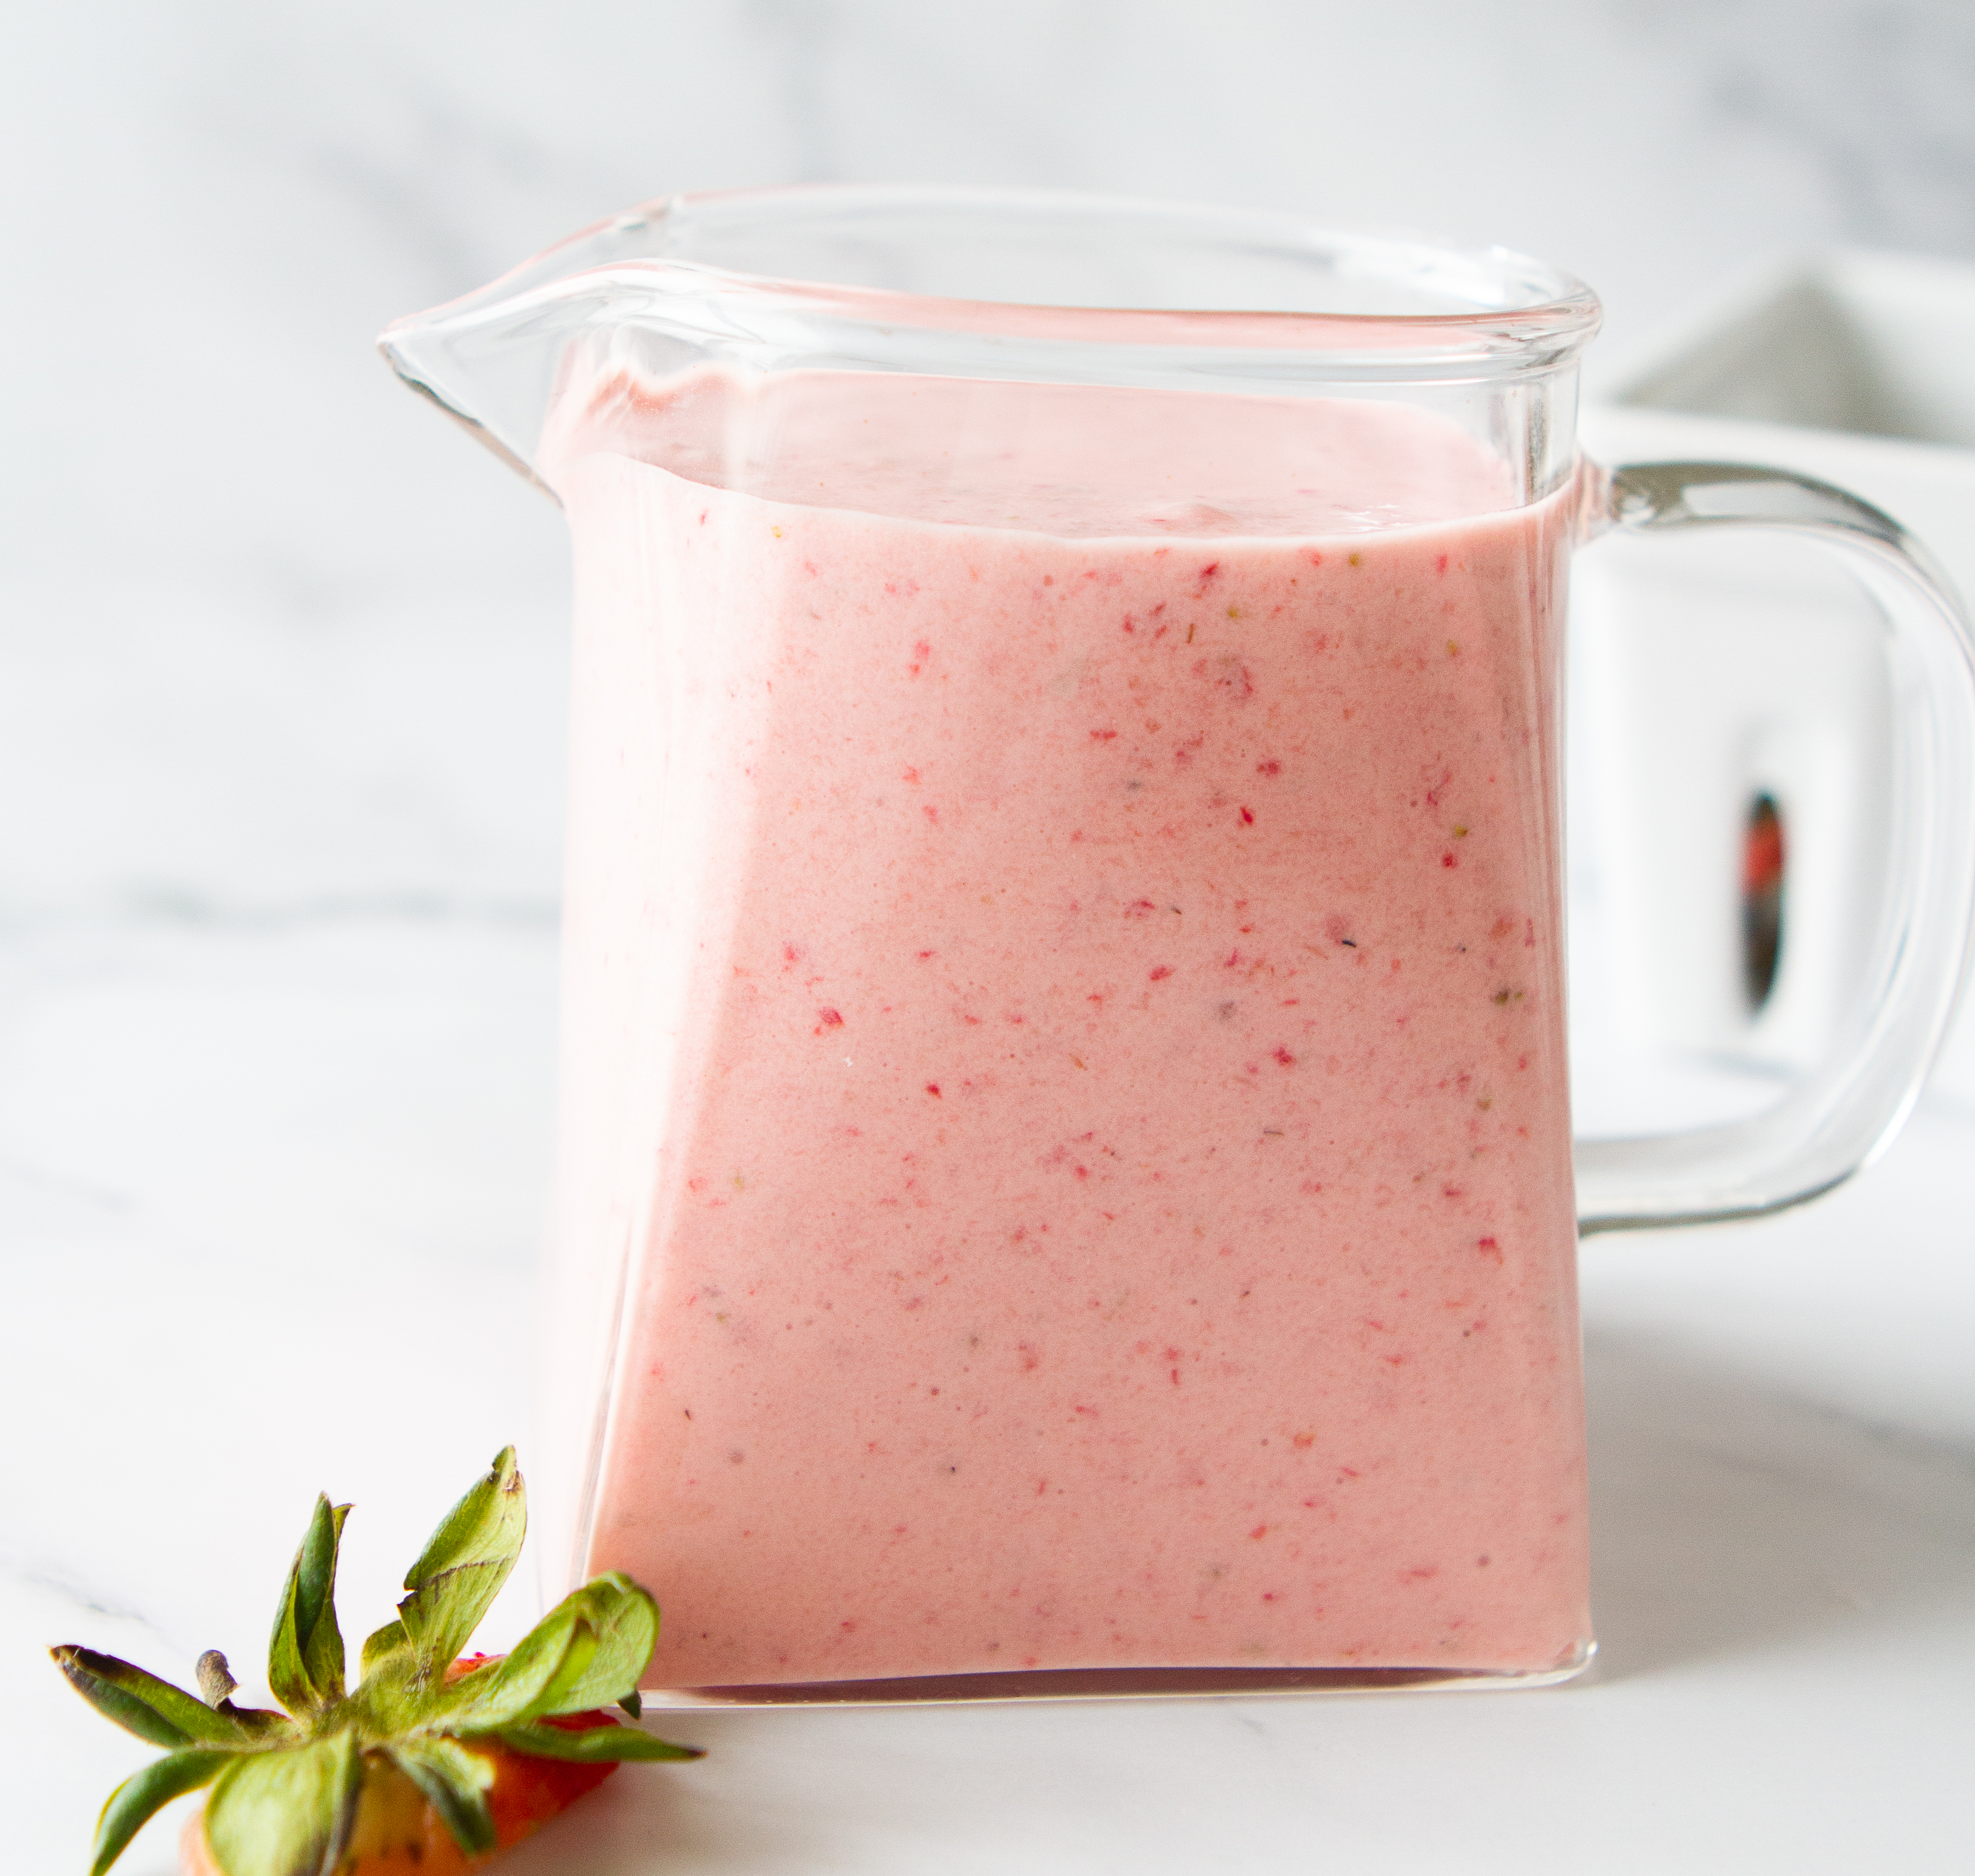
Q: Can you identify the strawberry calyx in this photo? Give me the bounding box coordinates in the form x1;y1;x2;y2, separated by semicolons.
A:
53;1448;699;1876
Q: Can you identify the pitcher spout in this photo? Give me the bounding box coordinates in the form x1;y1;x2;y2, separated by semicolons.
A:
377;197;693;498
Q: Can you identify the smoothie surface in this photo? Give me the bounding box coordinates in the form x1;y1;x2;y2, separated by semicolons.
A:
545;364;1522;538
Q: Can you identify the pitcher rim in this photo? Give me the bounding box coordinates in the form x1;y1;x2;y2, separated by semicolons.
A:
382;182;1602;363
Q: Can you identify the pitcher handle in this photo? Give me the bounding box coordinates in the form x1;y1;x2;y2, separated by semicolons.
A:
1572;460;1975;1235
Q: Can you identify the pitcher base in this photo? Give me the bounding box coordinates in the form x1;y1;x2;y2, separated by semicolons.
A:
639;1643;1595;1707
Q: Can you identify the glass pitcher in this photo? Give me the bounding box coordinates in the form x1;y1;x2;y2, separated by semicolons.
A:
382;187;1975;1704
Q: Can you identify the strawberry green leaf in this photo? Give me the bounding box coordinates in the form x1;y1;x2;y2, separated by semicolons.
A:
217;1703;294;1740
532;1573;660;1717
88;1747;231;1876
431;1573;656;1728
53;1646;266;1749
394;1446;525;1677
429;1600;599;1731
357;1618;409;1678
385;1737;498;1856
267;1496;350;1716
203;1728;362;1876
496;1720;703;1764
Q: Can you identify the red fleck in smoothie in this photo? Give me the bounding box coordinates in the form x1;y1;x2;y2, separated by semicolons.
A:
538;366;1589;1687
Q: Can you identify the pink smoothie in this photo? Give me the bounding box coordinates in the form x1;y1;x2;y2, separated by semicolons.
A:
537;364;1589;1688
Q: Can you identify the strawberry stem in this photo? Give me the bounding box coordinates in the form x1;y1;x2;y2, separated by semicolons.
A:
197;1650;239;1708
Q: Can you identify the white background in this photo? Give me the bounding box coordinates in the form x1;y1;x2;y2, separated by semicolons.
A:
3;4;1973;1871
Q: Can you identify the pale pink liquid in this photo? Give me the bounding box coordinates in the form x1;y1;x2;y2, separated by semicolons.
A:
538;367;1589;1688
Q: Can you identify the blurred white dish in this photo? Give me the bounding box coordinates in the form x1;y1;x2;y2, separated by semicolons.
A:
1574;249;1975;1113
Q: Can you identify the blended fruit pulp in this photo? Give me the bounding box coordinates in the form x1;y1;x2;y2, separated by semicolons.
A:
538;365;1590;1689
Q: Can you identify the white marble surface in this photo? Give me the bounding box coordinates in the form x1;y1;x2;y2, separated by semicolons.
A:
6;3;1975;1871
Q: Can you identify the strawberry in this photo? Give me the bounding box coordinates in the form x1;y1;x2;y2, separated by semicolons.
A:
54;1448;700;1875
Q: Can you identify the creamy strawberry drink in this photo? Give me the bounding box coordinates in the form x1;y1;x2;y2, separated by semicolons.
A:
537;364;1589;1688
